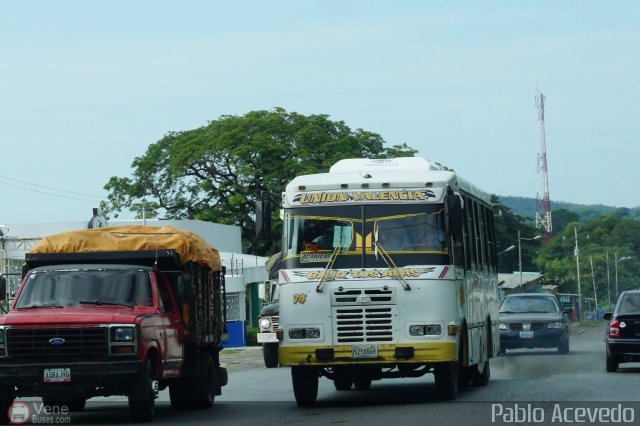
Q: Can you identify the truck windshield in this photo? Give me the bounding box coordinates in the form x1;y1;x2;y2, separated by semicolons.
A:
15;269;153;309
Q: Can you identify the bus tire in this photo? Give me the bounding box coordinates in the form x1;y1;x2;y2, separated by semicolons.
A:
263;343;279;368
471;359;490;386
471;322;491;386
291;366;318;406
434;361;458;400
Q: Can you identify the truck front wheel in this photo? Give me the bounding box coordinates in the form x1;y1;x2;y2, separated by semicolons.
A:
291;366;318;407
263;343;279;368
128;358;156;422
0;386;15;425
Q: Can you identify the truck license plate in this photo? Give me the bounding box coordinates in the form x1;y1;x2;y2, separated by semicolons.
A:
352;344;377;359
519;331;534;339
43;368;71;383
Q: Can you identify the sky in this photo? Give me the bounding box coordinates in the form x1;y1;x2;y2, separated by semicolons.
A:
1;1;639;226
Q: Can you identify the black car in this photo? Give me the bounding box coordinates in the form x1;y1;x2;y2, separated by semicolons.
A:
604;290;640;372
499;293;572;354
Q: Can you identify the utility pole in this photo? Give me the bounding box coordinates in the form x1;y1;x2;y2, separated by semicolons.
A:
606;250;611;310
590;256;598;314
574;226;582;320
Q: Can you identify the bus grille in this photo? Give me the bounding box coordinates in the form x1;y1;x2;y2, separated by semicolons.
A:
331;288;396;306
334;307;394;343
8;327;108;363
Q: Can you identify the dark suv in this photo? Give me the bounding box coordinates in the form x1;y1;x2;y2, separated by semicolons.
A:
499;293;572;354
604;290;640;372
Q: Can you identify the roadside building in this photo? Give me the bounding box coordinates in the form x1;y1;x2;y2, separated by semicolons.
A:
498;272;544;298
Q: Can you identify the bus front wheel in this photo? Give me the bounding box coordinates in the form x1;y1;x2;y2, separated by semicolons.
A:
434;362;458;400
291;366;318;406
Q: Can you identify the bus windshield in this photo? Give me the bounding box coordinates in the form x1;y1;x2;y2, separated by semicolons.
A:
283;204;448;269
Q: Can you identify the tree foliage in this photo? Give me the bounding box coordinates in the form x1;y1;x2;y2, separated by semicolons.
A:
535;215;640;307
492;195;539;274
101;108;417;254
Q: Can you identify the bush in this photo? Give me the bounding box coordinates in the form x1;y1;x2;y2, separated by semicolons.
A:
246;326;259;346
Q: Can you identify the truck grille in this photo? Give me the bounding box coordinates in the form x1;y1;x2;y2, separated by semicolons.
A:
271;316;280;330
334;307;394;343
8;327;108;363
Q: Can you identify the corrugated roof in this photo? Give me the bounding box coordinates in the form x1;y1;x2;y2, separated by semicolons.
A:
498;272;543;289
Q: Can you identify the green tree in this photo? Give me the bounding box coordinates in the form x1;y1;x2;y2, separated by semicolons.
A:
551;208;580;234
101;108;417;255
492;195;539;274
535;216;640;307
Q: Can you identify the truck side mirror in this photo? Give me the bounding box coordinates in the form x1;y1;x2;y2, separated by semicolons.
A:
445;191;463;238
255;193;272;240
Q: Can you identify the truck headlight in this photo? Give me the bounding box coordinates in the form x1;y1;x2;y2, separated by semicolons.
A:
499;323;507;330
259;318;272;331
0;328;5;345
547;322;564;329
112;327;135;342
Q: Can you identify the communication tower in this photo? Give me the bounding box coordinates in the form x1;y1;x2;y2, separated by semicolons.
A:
535;91;552;241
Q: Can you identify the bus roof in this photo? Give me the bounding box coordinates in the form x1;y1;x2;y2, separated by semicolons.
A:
284;157;492;205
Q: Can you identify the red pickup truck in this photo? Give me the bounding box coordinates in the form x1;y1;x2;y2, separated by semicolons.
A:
0;226;228;423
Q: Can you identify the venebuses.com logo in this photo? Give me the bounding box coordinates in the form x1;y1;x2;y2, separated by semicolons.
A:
7;401;71;424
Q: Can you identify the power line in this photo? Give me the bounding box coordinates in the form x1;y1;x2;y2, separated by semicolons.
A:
0;174;104;199
0;178;104;203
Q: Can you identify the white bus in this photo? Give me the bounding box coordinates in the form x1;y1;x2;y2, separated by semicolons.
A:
270;157;499;405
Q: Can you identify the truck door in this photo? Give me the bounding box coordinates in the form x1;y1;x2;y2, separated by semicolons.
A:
156;274;184;377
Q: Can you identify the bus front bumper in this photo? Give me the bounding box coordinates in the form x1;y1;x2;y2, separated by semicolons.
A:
278;342;456;366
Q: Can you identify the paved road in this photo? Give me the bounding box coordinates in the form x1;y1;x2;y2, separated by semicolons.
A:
22;322;640;425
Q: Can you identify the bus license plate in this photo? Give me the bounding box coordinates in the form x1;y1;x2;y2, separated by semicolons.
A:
519;331;534;339
43;368;71;383
352;344;377;359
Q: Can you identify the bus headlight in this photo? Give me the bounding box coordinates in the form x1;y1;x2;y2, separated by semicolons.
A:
410;324;442;336
259;318;272;331
288;328;320;339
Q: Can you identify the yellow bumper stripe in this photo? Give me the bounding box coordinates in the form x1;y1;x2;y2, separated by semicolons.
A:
279;342;456;366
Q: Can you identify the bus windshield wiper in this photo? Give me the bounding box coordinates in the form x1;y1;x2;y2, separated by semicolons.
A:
374;230;411;291
316;236;348;293
78;300;134;307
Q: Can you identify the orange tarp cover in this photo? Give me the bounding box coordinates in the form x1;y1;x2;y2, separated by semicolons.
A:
29;225;221;272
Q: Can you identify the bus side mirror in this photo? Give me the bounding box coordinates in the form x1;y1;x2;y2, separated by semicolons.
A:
255;194;272;240
445;193;463;238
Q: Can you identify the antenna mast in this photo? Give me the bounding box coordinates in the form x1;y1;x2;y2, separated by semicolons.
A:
535;91;552;241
